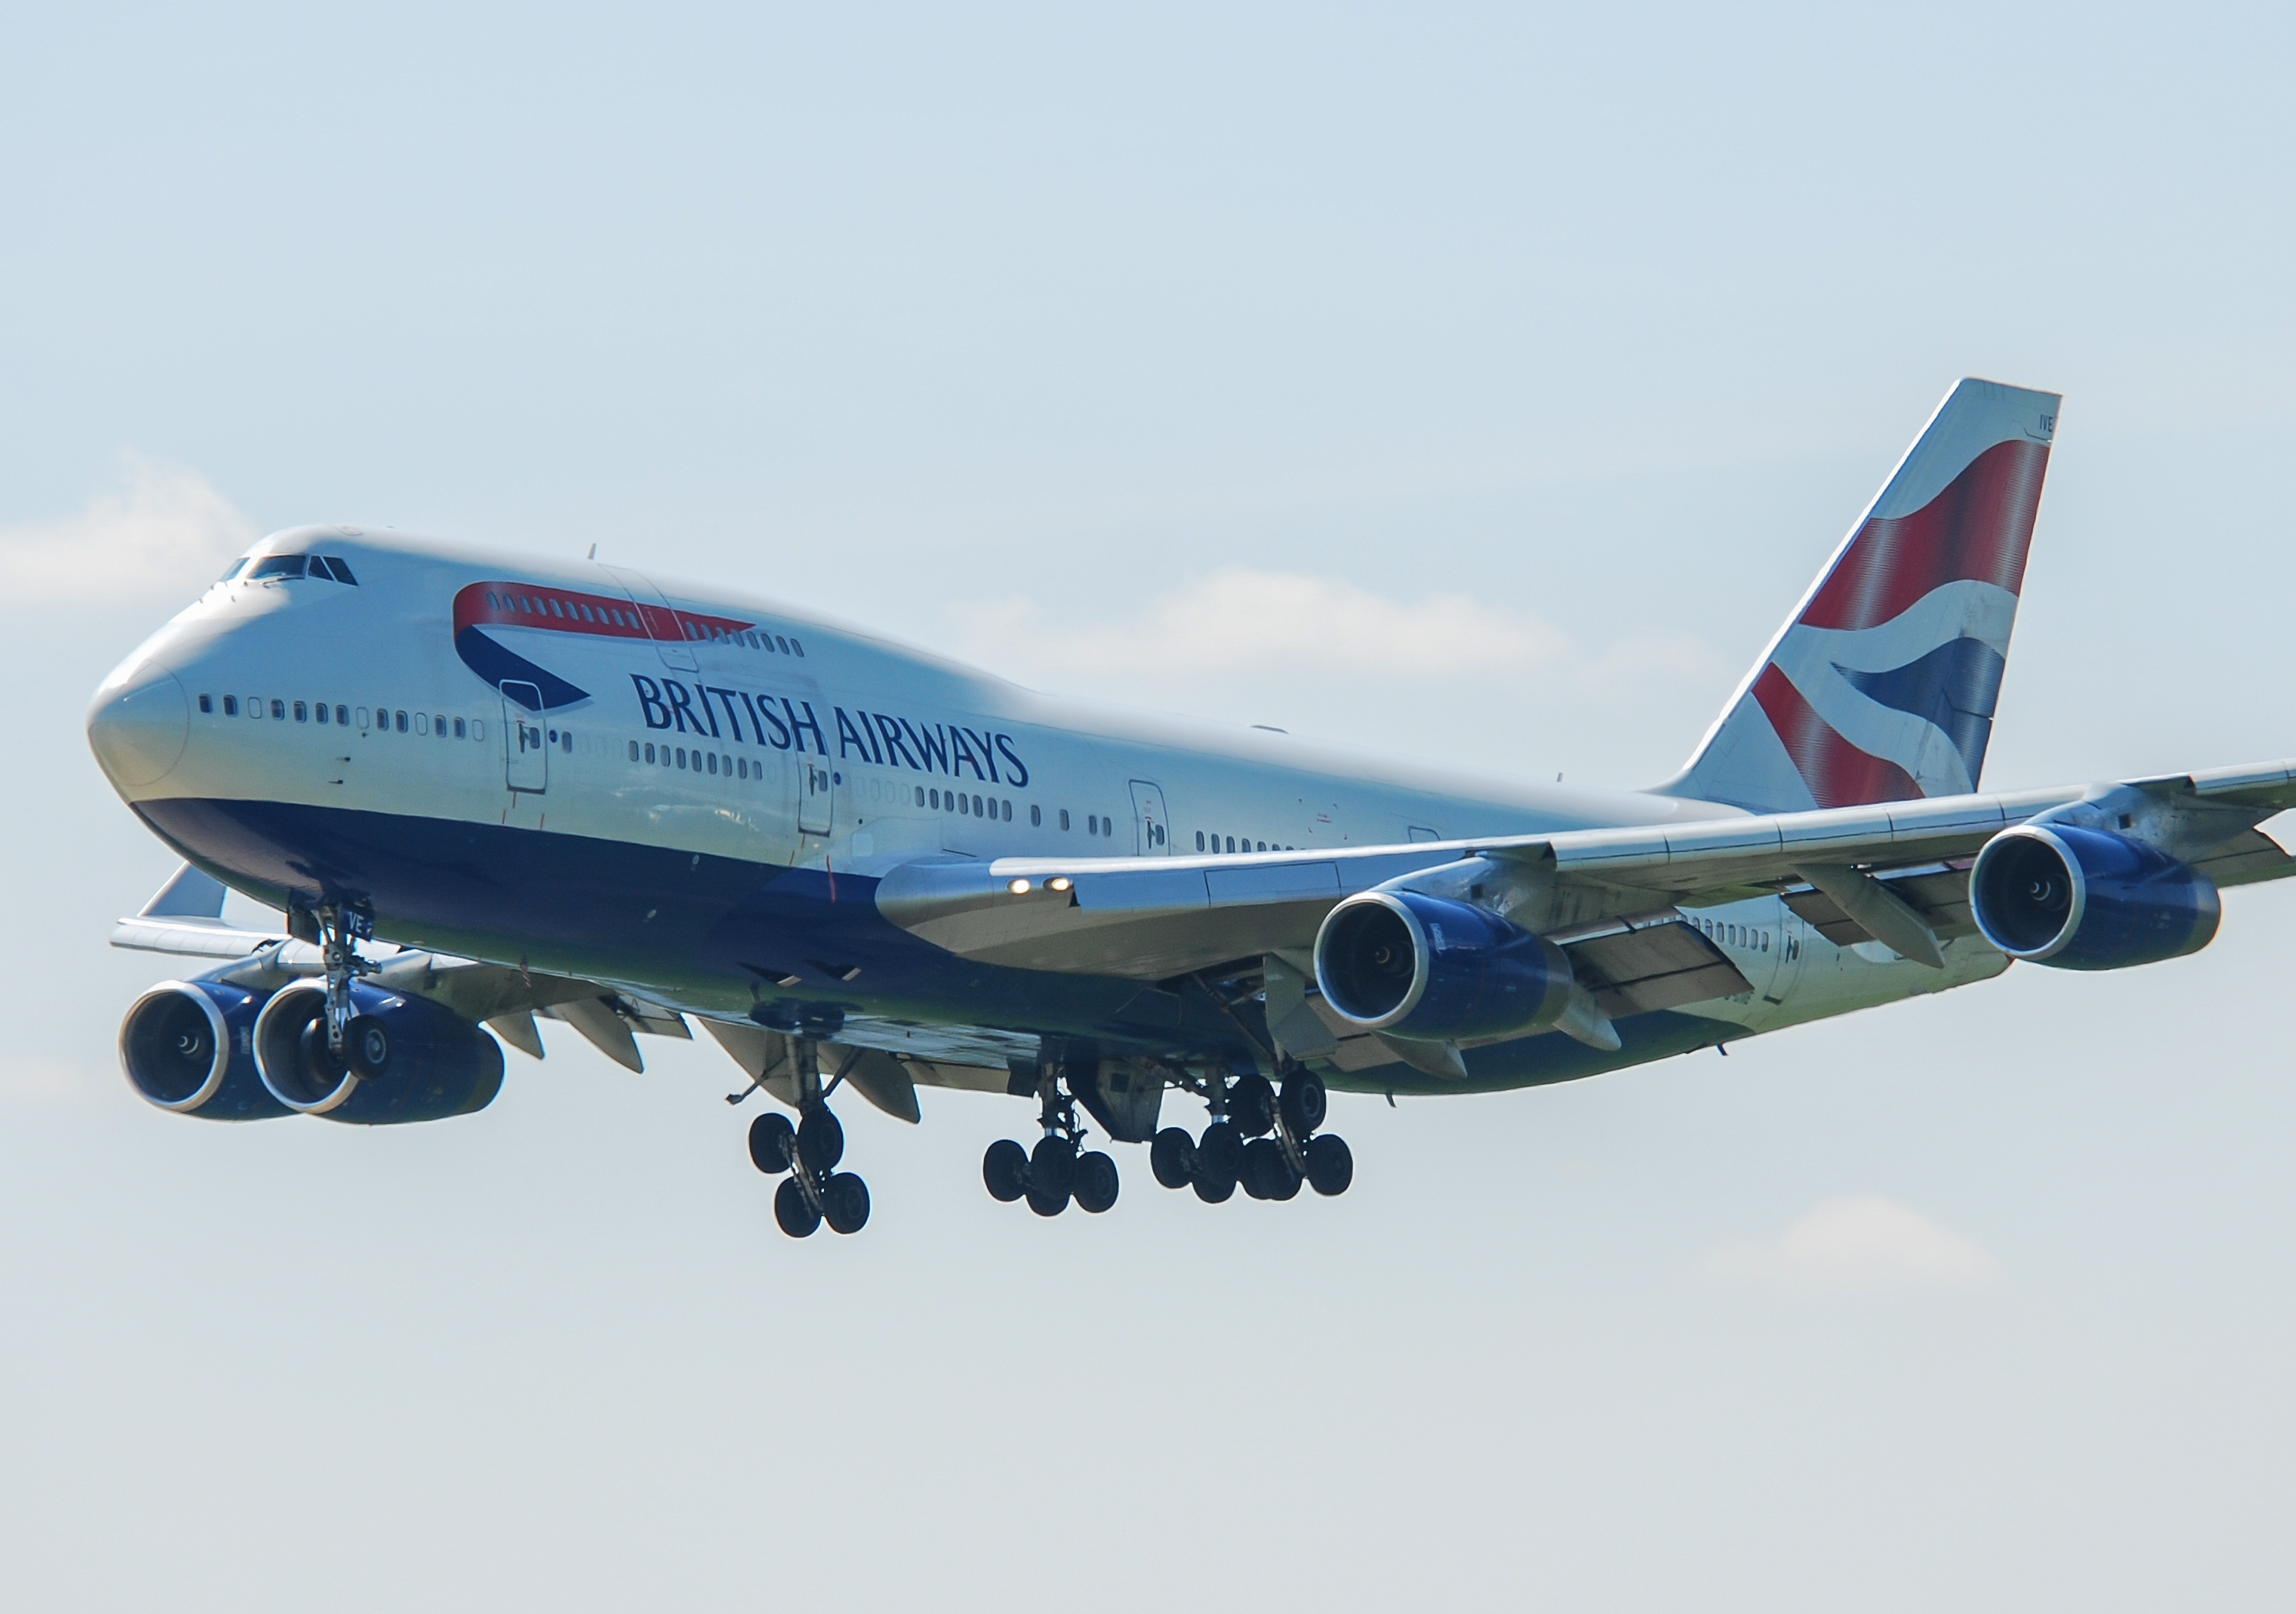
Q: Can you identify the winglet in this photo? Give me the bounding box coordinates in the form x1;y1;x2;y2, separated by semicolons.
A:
139;863;228;920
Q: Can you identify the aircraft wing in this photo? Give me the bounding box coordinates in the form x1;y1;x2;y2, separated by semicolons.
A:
109;864;694;1073
876;757;2296;982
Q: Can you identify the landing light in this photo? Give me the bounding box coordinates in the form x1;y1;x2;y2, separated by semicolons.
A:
1008;879;1032;895
1047;876;1072;892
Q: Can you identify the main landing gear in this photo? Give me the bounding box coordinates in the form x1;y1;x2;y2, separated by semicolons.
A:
1150;1066;1351;1205
982;1062;1119;1218
746;1039;871;1237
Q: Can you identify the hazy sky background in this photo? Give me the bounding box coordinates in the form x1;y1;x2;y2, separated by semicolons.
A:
5;4;2295;1609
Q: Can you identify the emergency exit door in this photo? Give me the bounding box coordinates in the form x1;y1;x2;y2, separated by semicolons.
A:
502;682;547;792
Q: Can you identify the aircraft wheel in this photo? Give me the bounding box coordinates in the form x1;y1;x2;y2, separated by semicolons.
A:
798;1107;845;1175
1192;1121;1241;1203
1228;1073;1275;1137
1280;1069;1327;1137
1073;1150;1120;1214
748;1112;796;1174
1305;1133;1354;1196
823;1172;871;1234
774;1176;821;1237
983;1138;1028;1202
1241;1136;1284;1200
1149;1126;1196;1189
1027;1135;1075;1216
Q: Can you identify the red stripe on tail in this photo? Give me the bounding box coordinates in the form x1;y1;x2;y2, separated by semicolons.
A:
1750;664;1920;809
1800;438;2049;631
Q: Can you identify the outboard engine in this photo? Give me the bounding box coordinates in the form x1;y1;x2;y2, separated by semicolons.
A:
118;979;292;1120
1970;824;2221;970
252;979;505;1124
1313;890;1574;1042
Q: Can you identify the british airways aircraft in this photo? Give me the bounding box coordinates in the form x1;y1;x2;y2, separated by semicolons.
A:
85;379;2289;1238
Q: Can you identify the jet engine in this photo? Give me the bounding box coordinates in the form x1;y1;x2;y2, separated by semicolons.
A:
252;979;505;1124
1312;890;1575;1042
118;979;292;1120
1969;823;2221;970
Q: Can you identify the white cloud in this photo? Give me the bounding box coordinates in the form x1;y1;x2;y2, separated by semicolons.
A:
1702;1196;2002;1294
0;456;257;604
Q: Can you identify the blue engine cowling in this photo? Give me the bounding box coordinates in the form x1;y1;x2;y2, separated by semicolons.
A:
252;979;505;1124
118;979;293;1120
1969;824;2221;970
1313;890;1574;1042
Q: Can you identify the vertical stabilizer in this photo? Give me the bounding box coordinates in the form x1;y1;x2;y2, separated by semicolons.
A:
1661;378;2059;812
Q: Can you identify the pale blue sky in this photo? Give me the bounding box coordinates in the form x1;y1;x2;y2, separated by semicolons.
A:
5;5;2295;1609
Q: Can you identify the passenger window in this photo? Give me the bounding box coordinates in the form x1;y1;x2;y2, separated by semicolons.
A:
198;694;213;714
916;786;926;807
313;702;326;724
246;696;261;719
708;752;718;774
958;794;969;815
1087;815;1098;834
436;715;448;738
1060;809;1070;831
271;699;285;720
790;639;803;655
774;635;788;653
1195;831;1205;850
1031;804;1041;826
1257;841;1266;852
1003;800;1012;821
415;713;429;735
453;717;465;737
396;711;408;732
355;707;368;729
471;719;483;742
1225;836;1235;852
219;696;235;715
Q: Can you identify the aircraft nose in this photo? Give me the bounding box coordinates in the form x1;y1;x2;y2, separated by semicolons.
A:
87;658;190;789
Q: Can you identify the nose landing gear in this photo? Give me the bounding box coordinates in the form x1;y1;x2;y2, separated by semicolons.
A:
980;1060;1119;1218
745;1039;871;1237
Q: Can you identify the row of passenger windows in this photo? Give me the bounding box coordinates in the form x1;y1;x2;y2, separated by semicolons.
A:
1196;832;1297;852
1693;915;1791;957
196;693;484;739
629;739;770;781
483;588;805;657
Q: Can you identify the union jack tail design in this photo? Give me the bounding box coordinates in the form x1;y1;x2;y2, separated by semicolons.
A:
1663;377;2060;812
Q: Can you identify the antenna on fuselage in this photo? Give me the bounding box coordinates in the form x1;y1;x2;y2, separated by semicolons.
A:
587;543;598;559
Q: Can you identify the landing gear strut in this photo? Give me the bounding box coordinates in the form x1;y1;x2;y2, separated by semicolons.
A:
746;1039;871;1237
1151;1063;1351;1204
981;1060;1118;1217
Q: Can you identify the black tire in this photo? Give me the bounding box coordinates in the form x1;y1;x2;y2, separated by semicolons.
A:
1268;1146;1302;1201
1073;1150;1119;1214
823;1172;871;1234
774;1176;821;1237
1228;1073;1275;1137
1305;1132;1354;1196
748;1112;796;1174
983;1138;1028;1202
1029;1135;1076;1199
1241;1136;1285;1200
1280;1069;1328;1137
347;1015;391;1081
797;1106;845;1175
1192;1120;1241;1203
1026;1175;1071;1217
1149;1127;1196;1189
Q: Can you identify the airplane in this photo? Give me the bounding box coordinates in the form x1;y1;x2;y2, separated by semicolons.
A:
85;378;2292;1239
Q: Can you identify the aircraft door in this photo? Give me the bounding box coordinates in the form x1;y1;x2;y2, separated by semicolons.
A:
1128;780;1171;855
595;564;700;672
502;682;548;792
798;759;833;837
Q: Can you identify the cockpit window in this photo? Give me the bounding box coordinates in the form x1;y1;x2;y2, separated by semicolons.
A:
318;556;358;585
218;557;252;582
248;555;307;580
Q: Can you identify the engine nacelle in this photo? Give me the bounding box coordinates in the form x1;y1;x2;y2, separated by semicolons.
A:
1313;890;1573;1042
119;979;292;1120
253;980;505;1124
1970;824;2221;970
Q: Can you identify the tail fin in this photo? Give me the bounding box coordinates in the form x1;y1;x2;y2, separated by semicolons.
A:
1661;377;2060;812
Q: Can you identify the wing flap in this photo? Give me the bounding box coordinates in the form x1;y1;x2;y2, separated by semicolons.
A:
1558;914;1753;1015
